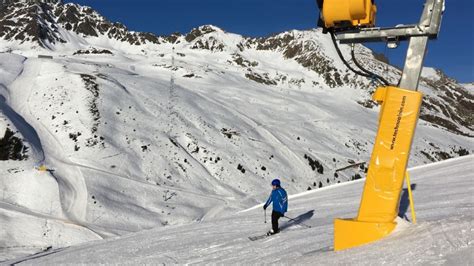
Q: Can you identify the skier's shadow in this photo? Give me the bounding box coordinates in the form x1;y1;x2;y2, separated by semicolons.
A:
398;183;417;221
280;210;314;230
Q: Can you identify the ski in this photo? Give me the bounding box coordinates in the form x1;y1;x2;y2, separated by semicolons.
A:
248;234;270;241
249;231;280;241
249;222;312;241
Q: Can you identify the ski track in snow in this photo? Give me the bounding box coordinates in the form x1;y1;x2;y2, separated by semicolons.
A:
5;155;473;265
27;59;88;220
185;86;310;176
67;157;232;222
3;57;93;231
0;56;45;162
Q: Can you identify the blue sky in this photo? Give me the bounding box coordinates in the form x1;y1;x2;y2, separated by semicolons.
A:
66;0;473;82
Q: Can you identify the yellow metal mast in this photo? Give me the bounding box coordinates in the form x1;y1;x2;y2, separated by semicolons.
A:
316;0;445;251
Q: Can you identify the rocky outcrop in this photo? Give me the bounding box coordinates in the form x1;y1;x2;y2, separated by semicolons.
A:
0;0;161;46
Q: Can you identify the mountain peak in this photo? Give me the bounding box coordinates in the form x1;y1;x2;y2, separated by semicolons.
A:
0;0;161;48
199;24;224;33
1;0;62;5
185;25;224;42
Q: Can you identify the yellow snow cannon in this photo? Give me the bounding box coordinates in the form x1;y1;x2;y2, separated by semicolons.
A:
316;0;445;251
317;0;376;31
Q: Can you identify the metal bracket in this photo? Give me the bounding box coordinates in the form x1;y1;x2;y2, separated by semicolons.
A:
335;0;444;44
332;0;445;91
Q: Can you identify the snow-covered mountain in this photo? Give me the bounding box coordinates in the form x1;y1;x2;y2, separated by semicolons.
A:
0;0;473;260
0;0;161;48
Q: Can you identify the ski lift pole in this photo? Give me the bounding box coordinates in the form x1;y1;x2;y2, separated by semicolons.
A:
405;171;417;224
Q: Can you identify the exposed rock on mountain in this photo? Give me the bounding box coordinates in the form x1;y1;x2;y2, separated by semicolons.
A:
0;0;161;47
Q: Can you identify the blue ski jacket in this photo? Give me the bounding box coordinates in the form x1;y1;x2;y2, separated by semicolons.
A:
264;187;288;214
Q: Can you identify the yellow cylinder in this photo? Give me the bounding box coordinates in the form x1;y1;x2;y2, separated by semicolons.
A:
357;86;423;222
333;86;423;251
349;0;368;19
322;0;376;28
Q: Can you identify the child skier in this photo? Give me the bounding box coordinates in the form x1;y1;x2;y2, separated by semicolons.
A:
263;179;288;235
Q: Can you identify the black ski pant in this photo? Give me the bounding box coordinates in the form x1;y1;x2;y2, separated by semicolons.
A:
272;211;283;232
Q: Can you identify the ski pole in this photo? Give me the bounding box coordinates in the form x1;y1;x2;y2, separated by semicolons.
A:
264;209;267;223
283;215;312;228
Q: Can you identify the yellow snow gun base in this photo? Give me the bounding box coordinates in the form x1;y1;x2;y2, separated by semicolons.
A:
334;218;396;251
334;86;423;251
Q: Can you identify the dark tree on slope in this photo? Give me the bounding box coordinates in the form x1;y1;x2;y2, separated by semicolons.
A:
0;128;29;161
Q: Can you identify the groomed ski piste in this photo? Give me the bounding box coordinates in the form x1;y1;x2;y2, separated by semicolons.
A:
6;155;473;265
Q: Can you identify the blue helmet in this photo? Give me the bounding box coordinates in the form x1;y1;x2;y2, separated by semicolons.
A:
271;179;281;187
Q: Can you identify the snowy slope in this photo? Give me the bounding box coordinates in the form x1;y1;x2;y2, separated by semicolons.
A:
0;0;473;260
6;155;473;265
